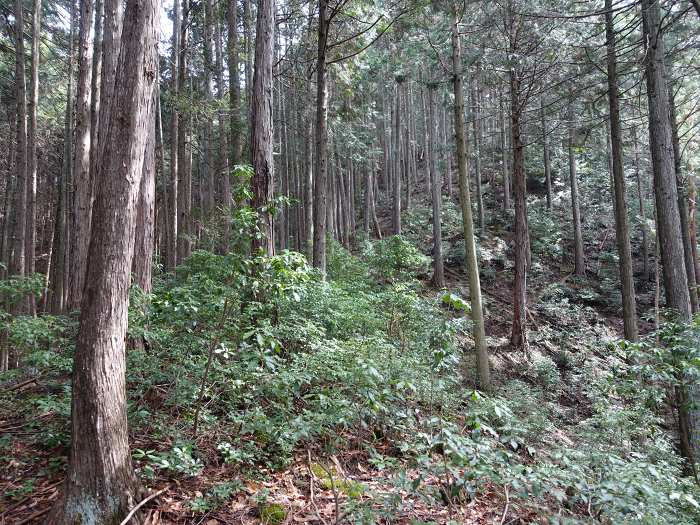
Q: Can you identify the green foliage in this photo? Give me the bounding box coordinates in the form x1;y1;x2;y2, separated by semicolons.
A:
361;235;430;281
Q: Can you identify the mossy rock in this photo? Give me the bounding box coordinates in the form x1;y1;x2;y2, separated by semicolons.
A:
310;463;365;499
259;502;287;525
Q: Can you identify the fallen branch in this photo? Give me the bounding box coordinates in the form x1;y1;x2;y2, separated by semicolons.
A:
119;485;170;525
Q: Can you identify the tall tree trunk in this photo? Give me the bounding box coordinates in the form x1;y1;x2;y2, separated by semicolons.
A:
215;15;231;251
605;0;638;341
509;70;528;350
392;79;403;235
177;0;191;262
500;89;510;211
641;0;691;319
10;0;28;285
428;84;444;288
25;0;42;315
452;5;490;391
567;98;585;277
632;124;651;282
541;99;552;210
133;95;156;293
641;0;695;472
51;3;75;313
50;0;158;521
250;0;274;255
670;90;699;313
312;0;329;271
69;0;95;310
167;0;179;269
471;66;484;229
227;0;242;166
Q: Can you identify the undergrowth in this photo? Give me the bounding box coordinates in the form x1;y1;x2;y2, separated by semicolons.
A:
2;236;700;523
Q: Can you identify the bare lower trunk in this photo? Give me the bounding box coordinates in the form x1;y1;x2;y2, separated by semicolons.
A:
250;0;275;255
50;0;158;521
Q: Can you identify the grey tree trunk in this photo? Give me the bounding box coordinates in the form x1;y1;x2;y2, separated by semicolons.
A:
605;0;638;341
26;0;42;315
177;0;192;262
167;0;179;270
540;99;552;210
509;73;528;351
471;67;484;229
567;99;585;277
312;0;329;271
227;0;242;166
392;79;403;235
428;84;444;288
250;0;275;255
49;0;158;521
670;90;698;313
452;6;490;391
10;0;28;284
641;0;695;472
69;0;95;310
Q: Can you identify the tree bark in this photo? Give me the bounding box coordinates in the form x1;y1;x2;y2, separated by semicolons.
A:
177;0;191;262
670;90;698;313
452;6;490;391
50;0;158;520
605;0;638;341
26;0;42;315
312;0;329;271
471;67;484;229
509;67;528;350
250;0;275;255
68;0;95;310
641;0;695;472
10;0;28;285
428;84;444;288
167;0;180;270
567;98;585;278
541;99;552;210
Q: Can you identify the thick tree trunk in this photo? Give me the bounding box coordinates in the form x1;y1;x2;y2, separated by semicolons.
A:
641;0;695;472
642;0;691;319
50;0;158;521
250;0;275;255
605;0;638;341
452;7;490;391
670;91;699;313
133;98;156;293
68;0;95;310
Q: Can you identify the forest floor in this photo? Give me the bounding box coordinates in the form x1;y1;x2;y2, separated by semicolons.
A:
1;192;695;525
